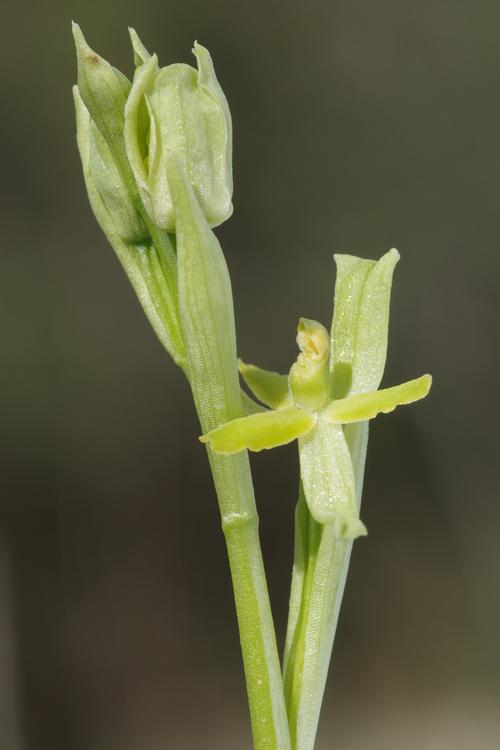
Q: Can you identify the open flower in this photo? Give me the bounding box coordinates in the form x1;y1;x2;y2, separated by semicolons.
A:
201;249;432;539
201;320;430;537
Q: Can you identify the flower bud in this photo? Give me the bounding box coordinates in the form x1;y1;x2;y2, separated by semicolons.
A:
124;40;233;231
74;86;148;245
72;23;131;178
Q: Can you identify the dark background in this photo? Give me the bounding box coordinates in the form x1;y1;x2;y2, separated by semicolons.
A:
1;1;499;748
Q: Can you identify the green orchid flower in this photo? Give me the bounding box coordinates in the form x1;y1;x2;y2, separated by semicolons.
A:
201;315;431;539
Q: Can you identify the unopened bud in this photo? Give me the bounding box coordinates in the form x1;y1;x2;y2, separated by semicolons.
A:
72;23;131;177
124;39;233;231
74;86;148;245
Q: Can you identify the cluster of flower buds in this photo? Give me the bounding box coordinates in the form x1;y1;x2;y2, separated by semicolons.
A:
73;23;233;240
73;24;236;370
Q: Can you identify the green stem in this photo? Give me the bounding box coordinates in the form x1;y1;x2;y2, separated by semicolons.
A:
283;487;321;740
144;159;291;749
206;449;291;750
283;421;368;750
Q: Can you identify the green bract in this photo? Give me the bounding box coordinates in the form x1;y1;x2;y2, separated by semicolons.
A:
331;248;400;397
166;153;240;428
125;35;233;231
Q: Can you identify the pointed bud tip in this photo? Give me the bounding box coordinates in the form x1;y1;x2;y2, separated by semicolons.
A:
129;27;152;65
72;22;102;68
71;21;87;49
192;41;216;78
128;27;140;47
192;40;210;55
128;27;138;52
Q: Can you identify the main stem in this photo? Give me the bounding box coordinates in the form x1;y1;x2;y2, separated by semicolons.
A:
142;165;290;749
202;450;290;750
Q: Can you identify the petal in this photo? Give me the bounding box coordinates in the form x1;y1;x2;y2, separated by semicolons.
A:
323;374;432;424
200;407;316;454
239;360;293;410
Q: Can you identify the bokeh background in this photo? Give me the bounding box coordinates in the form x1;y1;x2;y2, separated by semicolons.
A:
1;0;499;748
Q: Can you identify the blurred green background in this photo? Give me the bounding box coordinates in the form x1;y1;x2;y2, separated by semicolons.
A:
1;0;499;748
